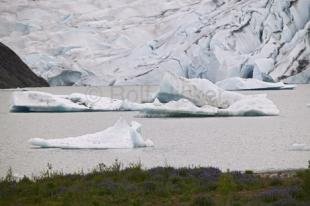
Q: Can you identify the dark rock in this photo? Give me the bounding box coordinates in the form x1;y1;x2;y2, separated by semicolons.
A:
0;42;49;89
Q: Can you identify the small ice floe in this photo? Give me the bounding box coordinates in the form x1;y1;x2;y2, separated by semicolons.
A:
29;118;153;149
141;72;279;117
289;143;310;151
215;77;296;91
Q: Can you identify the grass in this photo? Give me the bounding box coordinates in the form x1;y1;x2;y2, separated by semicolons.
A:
1;161;310;206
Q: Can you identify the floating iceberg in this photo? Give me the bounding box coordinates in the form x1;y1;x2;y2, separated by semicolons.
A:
11;91;88;112
217;96;279;116
215;77;296;91
141;73;280;116
289;143;310;151
141;99;218;117
153;72;244;109
11;91;139;112
11;73;280;116
29;118;153;149
140;96;279;117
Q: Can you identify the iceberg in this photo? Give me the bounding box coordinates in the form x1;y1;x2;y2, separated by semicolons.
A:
11;91;139;112
215;77;296;91
11;91;88;112
217;96;279;116
29;118;154;149
289;143;310;151
141;73;279;117
11;73;280;116
153;72;244;109
140;96;279;117
141;99;219;117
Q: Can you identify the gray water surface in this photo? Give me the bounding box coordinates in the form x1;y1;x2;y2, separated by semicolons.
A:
0;85;310;177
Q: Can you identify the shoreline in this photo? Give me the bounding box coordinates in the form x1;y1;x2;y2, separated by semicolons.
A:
1;162;310;205
3;160;309;180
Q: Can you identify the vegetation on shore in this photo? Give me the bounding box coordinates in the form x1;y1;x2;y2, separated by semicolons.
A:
1;161;310;206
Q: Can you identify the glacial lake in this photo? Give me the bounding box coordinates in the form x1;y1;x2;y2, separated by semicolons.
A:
0;85;310;177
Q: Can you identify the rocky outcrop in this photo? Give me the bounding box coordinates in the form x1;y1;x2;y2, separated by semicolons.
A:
0;42;49;88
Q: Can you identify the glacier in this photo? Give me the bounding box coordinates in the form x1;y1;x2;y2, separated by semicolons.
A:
215;77;296;91
0;0;309;86
29;118;154;149
11;73;279;116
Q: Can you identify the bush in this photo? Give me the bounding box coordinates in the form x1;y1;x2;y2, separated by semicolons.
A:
192;195;213;206
297;169;310;199
217;173;237;195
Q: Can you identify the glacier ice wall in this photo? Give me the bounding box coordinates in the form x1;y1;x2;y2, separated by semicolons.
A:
0;0;309;86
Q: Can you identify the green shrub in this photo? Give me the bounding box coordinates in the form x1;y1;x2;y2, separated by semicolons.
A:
192;195;213;206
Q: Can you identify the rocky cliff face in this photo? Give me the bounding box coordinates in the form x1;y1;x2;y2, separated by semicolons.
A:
0;42;49;89
0;0;309;86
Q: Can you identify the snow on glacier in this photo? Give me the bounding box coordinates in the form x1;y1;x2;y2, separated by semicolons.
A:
215;77;296;91
29;118;154;149
0;0;309;86
284;68;310;84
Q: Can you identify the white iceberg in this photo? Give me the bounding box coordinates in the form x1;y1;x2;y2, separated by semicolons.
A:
29;118;153;149
140;96;279;117
153;72;244;109
217;96;280;116
11;91;88;112
215;77;296;91
141;99;218;117
289;143;310;151
144;72;279;116
11;73;280;116
11;91;138;112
